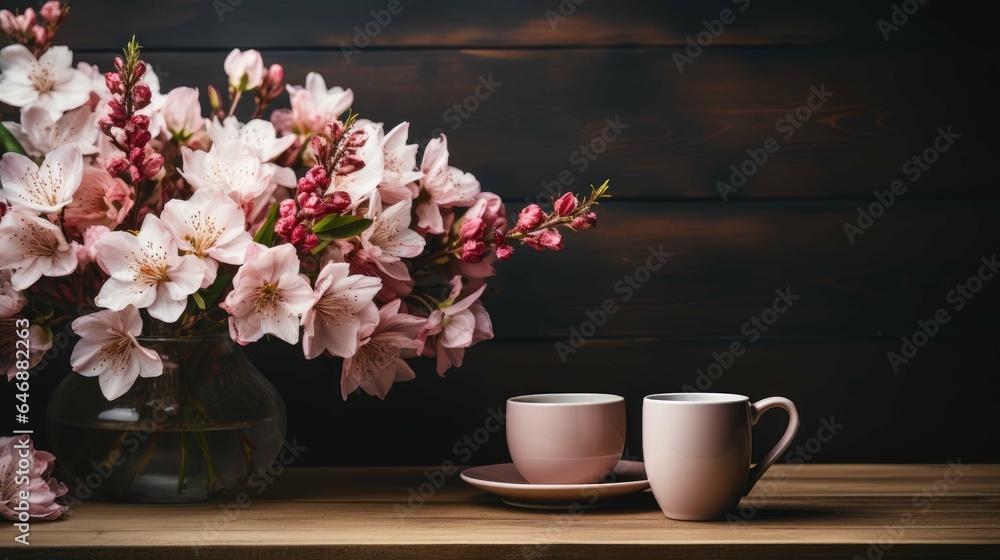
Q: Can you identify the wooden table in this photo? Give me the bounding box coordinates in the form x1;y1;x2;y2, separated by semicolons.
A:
6;464;999;559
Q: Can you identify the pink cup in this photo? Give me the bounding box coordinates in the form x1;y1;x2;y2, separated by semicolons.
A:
643;392;800;520
506;393;626;484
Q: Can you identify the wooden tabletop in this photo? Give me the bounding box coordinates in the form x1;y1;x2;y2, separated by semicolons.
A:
5;464;999;559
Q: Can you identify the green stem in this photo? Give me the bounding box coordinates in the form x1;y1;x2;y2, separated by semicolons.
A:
124;432;161;491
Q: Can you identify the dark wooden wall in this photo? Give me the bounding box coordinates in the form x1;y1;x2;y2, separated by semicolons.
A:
8;0;1000;465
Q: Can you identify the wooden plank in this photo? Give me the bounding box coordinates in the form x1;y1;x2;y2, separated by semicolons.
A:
52;0;984;49
480;201;1000;339
32;48;997;201
8;465;1000;559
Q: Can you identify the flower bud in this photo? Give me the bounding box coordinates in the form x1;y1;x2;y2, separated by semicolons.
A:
106;157;129;176
104;72;122;93
553;192;578;216
515;204;545;231
571;212;597;230
39;1;62;23
130;114;150;129
141;153;164;178
132;81;151;108
207;84;221;114
114;56;124;71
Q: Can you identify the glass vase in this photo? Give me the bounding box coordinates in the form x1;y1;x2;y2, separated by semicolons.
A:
46;335;286;503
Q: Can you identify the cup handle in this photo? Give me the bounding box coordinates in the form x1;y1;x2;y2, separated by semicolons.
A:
744;396;800;496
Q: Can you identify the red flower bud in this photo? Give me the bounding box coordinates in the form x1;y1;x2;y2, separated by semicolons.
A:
113;56;124;71
515;204;545;231
141;153;164;178
106;157;129;176
553;192;578;216
130;114;150;129
571;212;597;230
133;61;146;80
132;82;151;108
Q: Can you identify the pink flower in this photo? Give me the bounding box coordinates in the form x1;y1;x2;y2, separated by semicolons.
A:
376;122;423;204
160;86;203;141
4;104;99;158
572;212;597;230
224;48;265;92
2;317;51;381
0;269;26;318
0;435;68;522
221;243;314;345
341;299;425;400
524;228;563;251
0;143;84;214
301;262;381;359
70;306;162;400
0;211;78;290
554;192;578;216
516;204;546;231
160;188;252;288
0;44;90;120
286;72;354;135
39;1;62;23
73;225;110;265
62;166;134;235
93;215;204;322
416;135;480;234
357;193;425;276
417;279;494;375
494;231;514;261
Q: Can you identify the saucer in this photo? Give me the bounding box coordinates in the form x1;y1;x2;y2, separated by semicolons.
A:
460;460;649;509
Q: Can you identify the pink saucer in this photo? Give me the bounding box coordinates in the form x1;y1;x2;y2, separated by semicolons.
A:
460;460;649;509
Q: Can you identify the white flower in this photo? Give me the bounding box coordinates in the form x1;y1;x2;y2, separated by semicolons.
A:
160;87;204;141
221;243;314;345
224;48;265;92
416;134;480;233
3;104;98;158
160;188;252;288
359;192;425;273
71;306;163;401
207;117;296;187
0;269;27;318
377;122;423;204
0;143;83;214
301;262;381;360
93;215;205;322
0;44;90;119
179;140;276;223
326;122;383;209
0;211;78;290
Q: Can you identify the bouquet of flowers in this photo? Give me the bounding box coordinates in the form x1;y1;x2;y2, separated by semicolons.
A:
0;3;610;405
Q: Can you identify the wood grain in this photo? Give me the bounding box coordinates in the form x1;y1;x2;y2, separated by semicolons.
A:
6;465;999;559
54;0;986;49
40;48;997;201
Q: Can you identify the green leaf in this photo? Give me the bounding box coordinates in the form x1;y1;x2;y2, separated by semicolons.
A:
253;202;281;246
0;125;27;156
310;239;332;255
312;215;373;240
191;292;206;310
199;273;233;309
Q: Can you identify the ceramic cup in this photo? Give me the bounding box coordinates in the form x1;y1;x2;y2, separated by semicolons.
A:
642;393;799;521
506;393;626;484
